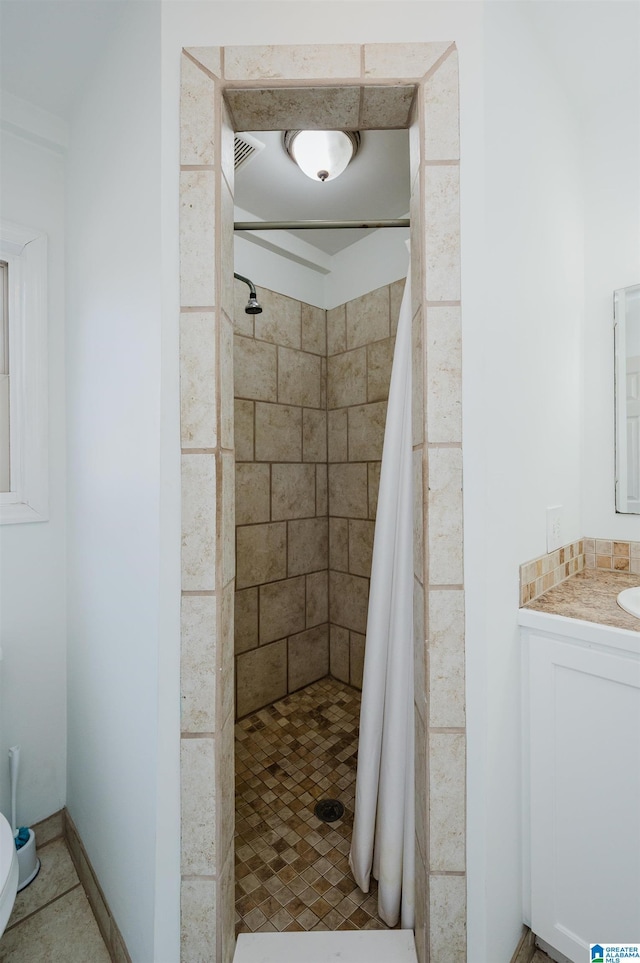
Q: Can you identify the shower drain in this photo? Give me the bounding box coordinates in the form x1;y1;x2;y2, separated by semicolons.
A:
314;798;345;823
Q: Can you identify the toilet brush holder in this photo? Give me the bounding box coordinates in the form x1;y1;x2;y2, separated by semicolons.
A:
16;829;40;891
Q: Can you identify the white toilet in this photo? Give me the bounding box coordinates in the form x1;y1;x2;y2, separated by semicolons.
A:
0;811;18;938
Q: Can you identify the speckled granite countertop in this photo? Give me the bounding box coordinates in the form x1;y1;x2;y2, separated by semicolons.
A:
523;569;640;632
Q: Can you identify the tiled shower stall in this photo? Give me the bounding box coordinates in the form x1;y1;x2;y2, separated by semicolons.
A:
234;278;404;715
179;43;465;963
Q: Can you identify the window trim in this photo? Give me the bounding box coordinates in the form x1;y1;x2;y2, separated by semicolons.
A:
0;219;48;524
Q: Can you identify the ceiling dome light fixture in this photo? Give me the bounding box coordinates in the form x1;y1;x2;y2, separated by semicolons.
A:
284;130;361;183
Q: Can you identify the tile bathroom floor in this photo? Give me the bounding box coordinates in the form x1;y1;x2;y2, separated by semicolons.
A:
1;833;110;962
235;676;390;934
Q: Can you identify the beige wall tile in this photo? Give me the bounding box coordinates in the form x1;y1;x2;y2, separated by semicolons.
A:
180;171;215;307
346;286;390;350
255;403;302;462
234;335;277;402
220;183;235;323
364;41;452;79
235;463;270;525
218;844;235;963
367;462;382;519
424;50;460;161
288;625;329;691
410;179;424;321
234;399;254;461
328;409;348;463
329;463;369;519
227;86;360;132
185;47;221;77
409;83;421;187
320;356;327;409
330;625;349;683
236;522;286;588
182;454;216;591
316;465;327;516
235;587;258;654
348;401;387;461
429;875;467;962
430;732;466;872
255;287;302;349
219;581;235;726
327;304;346;355
413;450;424;581
306;571;328;627
221;451;235;587
181;739;216;874
271;463;316;520
429;589;465;728
301;303;326;355
259;575;306;644
327;348;367;408
349;519;375;577
414;713;428;863
221;97;235;194
427;306;461;444
330;517;349;572
303;408;327;463
181;596;217;731
181;878;216;962
278;347;322;408
424;165;460;302
414;835;427;963
180;312;216;449
367;337;395;402
224;44;361;81
360;85;414;128
220;313;234;450
390;279;405;336
414;578;426;714
349;631;366;688
412;307;424;448
288;517;328;576
428;447;463;585
236;639;287;717
330;571;369;633
180;53;216;165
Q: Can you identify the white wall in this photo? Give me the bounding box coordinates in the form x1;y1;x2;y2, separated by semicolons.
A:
0;113;67;827
580;3;640;538
65;5;173;961
469;6;586;960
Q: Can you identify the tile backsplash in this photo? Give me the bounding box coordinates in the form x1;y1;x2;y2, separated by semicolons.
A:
520;537;640;605
519;539;585;605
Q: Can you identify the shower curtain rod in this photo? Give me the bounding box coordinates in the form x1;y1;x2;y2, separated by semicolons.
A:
234;218;410;232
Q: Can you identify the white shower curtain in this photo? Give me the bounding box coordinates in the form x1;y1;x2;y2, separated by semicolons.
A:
349;265;415;929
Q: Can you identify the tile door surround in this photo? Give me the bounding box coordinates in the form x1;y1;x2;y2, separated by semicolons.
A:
179;42;464;963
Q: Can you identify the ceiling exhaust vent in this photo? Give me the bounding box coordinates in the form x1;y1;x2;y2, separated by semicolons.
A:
234;133;265;171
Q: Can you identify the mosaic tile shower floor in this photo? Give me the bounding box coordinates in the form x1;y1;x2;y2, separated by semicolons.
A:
235;677;390;934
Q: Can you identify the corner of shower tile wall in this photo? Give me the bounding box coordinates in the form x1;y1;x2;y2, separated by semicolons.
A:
179;47;235;963
413;44;466;963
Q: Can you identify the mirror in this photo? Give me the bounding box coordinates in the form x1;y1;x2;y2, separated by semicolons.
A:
615;283;640;513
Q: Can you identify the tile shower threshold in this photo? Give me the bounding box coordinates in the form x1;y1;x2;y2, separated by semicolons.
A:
234;929;418;963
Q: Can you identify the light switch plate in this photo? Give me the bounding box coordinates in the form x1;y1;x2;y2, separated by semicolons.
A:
546;505;562;552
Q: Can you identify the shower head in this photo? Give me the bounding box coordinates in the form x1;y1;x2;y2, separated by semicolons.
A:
245;297;262;315
234;272;263;315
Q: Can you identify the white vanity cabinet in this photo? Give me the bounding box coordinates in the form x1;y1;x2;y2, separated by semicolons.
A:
519;610;640;963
